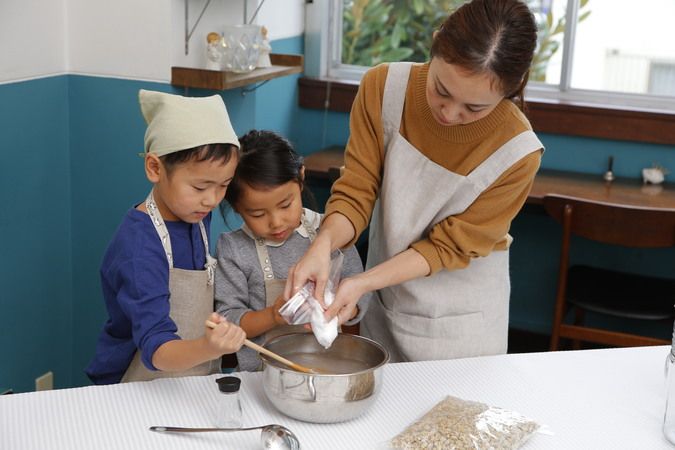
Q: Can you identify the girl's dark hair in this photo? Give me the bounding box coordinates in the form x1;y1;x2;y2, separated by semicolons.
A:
160;143;238;174
430;0;537;110
220;130;316;223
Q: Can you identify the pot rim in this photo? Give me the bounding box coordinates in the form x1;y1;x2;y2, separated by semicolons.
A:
260;333;390;376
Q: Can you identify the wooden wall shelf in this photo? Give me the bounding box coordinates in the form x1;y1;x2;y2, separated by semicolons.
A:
171;54;303;91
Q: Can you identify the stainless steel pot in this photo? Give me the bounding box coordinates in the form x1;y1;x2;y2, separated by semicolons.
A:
261;333;389;423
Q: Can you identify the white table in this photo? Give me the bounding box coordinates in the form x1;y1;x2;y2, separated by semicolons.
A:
1;346;672;449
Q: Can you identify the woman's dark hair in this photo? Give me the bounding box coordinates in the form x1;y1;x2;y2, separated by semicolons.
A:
430;0;537;110
160;143;238;174
220;130;316;223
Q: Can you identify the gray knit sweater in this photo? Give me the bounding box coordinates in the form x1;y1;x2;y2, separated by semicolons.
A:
214;209;370;372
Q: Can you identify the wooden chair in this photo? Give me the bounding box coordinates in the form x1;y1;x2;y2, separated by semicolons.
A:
543;194;675;350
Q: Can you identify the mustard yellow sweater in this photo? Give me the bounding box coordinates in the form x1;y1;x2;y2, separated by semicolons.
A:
325;63;542;274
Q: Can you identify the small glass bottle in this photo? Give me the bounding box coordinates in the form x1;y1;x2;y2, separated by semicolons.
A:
215;376;242;428
663;321;675;444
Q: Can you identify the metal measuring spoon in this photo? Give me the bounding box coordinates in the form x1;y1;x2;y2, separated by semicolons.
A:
150;424;301;449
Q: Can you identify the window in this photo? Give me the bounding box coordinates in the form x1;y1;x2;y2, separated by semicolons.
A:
306;0;675;113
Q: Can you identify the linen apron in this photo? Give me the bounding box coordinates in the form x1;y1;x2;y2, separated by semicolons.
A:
121;191;220;382
254;214;317;343
242;214;315;370
360;63;543;362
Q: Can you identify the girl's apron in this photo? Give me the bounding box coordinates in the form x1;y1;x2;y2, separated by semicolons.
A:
121;191;220;382
239;214;315;371
253;213;317;343
360;63;543;362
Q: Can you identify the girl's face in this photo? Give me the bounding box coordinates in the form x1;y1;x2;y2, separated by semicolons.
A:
151;155;237;223
425;57;504;126
235;179;304;243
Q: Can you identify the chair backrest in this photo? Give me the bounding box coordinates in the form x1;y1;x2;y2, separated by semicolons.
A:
543;194;675;248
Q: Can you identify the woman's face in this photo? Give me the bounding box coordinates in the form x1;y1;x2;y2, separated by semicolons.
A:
425;57;504;126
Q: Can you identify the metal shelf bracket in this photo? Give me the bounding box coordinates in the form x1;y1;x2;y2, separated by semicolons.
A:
184;0;213;55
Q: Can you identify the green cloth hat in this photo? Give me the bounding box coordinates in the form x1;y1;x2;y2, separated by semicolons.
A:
139;89;239;157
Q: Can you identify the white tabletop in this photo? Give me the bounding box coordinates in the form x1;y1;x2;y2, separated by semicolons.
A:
1;345;672;449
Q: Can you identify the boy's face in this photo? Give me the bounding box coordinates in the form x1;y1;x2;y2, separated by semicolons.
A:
234;180;304;243
151;155;237;223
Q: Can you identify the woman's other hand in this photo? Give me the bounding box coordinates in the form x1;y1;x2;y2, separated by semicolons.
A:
324;275;368;325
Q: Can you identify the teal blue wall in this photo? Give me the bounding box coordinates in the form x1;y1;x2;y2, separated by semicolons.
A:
0;76;73;392
2;33;674;392
1;37;304;392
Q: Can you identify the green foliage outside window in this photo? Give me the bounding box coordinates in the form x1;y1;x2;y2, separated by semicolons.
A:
342;0;591;82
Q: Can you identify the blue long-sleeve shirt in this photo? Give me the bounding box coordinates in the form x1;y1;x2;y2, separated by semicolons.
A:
85;207;211;385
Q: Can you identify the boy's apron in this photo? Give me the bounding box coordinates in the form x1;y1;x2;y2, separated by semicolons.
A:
360;62;543;362
121;191;220;382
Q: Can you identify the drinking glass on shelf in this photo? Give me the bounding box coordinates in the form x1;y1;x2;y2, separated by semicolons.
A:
221;24;262;73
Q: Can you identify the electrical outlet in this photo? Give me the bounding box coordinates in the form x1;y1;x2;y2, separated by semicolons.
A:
35;371;54;391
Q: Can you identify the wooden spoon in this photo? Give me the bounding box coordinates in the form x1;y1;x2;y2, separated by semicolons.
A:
205;320;320;374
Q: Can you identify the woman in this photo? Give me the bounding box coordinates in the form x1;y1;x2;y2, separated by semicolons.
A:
286;0;543;362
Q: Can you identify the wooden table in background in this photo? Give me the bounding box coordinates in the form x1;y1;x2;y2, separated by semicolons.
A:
304;147;675;208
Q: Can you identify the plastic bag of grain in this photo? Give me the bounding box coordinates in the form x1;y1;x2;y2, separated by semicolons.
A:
390;395;539;450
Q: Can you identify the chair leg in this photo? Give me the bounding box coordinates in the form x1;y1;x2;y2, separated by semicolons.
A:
549;304;567;351
572;307;585;350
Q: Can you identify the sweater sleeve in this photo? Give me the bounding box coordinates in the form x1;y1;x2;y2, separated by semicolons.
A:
324;64;389;247
410;151;541;274
214;233;253;326
113;254;179;372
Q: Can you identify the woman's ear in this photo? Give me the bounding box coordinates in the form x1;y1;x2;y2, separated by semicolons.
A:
299;165;306;191
145;154;162;183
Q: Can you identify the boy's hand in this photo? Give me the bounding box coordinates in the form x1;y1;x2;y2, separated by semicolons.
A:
205;312;246;355
271;295;288;326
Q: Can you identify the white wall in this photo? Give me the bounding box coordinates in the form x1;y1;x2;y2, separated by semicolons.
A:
0;0;304;84
0;0;67;83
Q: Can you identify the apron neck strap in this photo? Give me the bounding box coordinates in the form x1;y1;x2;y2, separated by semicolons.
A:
382;62;412;150
253;211;316;278
145;190;216;285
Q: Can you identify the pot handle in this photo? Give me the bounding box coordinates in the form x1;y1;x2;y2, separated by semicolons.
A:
307;375;317;402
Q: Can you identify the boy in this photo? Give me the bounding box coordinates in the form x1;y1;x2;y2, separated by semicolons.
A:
86;90;245;384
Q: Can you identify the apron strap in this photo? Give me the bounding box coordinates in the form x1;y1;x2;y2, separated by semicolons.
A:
382;62;413;151
198;221;217;286
253;211;317;280
467;130;544;192
145;190;215;285
145;191;174;269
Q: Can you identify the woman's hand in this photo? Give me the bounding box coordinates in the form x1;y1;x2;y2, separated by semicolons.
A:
285;235;332;303
285;213;357;303
205;312;246;355
324;275;369;325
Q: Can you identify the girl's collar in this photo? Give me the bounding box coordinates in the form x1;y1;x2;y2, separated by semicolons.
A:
241;208;322;247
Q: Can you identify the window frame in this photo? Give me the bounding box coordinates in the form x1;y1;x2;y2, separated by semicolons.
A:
307;0;675;116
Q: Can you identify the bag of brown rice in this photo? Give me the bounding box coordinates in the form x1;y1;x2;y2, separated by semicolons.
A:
390;395;540;450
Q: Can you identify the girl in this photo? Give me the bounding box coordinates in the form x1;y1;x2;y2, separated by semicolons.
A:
287;0;544;363
214;130;369;372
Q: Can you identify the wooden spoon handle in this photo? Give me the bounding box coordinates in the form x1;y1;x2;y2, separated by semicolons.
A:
242;339;316;374
205;320;316;374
